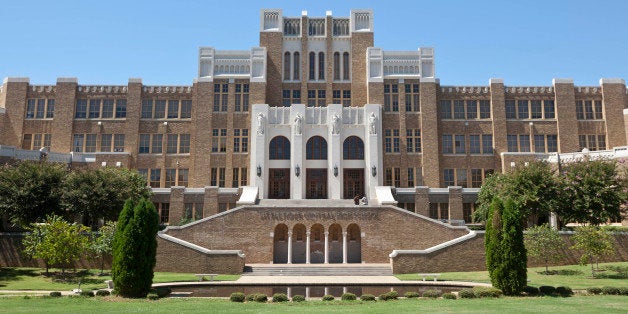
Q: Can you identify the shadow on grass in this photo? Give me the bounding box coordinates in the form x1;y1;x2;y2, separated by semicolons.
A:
537;269;583;276
0;268;40;284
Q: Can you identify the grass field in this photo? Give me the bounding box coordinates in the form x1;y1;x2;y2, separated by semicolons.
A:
0;295;626;313
396;262;628;289
0;268;239;291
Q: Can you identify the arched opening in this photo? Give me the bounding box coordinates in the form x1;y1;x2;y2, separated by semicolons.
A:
333;52;340;80
306;136;327;160
342;52;350;80
273;224;288;263
346;224;362;263
292;224;307;263
318;52;325;80
309;224;325;263
343;136;364;160
269;136;290;160
309;52;316;80
328;224;343;263
293;52;300;80
283;52;291;80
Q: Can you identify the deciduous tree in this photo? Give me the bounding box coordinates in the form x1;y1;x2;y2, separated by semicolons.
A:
571;226;615;277
524;224;565;273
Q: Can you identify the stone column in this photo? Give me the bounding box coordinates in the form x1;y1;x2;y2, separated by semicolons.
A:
448;186;463;221
306;231;311;264
342;231;348;264
324;231;329;264
287;231;293;264
414;186;430;216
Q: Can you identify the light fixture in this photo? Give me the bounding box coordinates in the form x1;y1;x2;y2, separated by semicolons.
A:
163;121;168;126
333;165;338;177
371;165;377;177
295;165;300;177
97;121;102;126
257;165;262;177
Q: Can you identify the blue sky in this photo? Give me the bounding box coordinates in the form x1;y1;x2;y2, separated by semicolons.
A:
0;0;626;86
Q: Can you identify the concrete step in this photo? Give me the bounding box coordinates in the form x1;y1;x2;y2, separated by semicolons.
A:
243;265;393;276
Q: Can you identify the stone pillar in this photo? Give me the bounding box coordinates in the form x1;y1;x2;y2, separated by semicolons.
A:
342;231;348;264
290;104;305;199
287;231;293;264
489;79;506;169
169;186;185;224
448;186;463;221
364;104;382;198
419;78;441;187
324;231;329;264
52;78;78;153
251;105;269;198
305;287;310;299
414;186;430;216
306;231;311;264
287;287;292;298
553;79;579;153
328;104;342;199
203;186;219;217
600;78;627;148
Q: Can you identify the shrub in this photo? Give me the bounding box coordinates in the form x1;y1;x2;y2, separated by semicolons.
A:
404;291;420;299
386;291;398;300
360;294;376;301
556;286;573;297
458;289;476;299
378;293;389;301
442;293;457;300
586;287;602;295
538;286;556;296
230;292;245;302
153;287;171;298
95;290;110;297
146;293;159;300
292;295;306;302
80;290;95;297
272;293;288;302
322;294;335;301
246;293;257;301
523;286;540;296
254;294;268;303
619;287;628;296
473;287;502;298
341;292;356;301
49;291;62;298
422;289;442;298
601;286;620;295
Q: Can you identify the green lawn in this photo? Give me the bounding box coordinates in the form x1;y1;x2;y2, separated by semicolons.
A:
0;268;239;291
0;295;626;313
396;262;628;289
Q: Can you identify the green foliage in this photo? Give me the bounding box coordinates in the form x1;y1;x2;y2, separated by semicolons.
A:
539;286;556;296
146;293;159;300
557;159;626;226
153;287;171;298
524;224;565;272
95;290;110;297
341;292;356;301
62;168;152;227
22;215;90;274
472;287;503;298
378;291;398;301
291;295;306;302
253;294;268;303
601;286;620;295
555;286;573;297
360;294;376;301
49;291;62;297
571;226;615;277
523;286;540;296
111;198;159;298
485;197;503;282
245;294;256;302
586;287;601;295
272;293;288;302
422;289;442;298
230;292;245;302
442;293;456;299
618;287;628;295
404;291;420;298
458;289;475;299
90;221;117;275
321;294;334;301
80;290;95;297
0;161;67;226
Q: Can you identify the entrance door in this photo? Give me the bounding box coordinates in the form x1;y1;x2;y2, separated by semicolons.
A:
343;169;364;199
268;168;290;199
306;169;327;199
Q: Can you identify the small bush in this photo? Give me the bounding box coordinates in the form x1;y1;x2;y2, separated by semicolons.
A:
458;289;475;299
618;287;628;296
601;286;620;295
272;293;288;302
538;286;556;296
292;295;306;302
254;293;268;303
386;291;398;300
360;294;376;301
49;291;62;298
80;290;94;297
404;291;420;299
322;294;335;301
523;286;540;296
556;286;573;297
442;293;456;300
378;293;389;301
95;290;110;297
246;293;256;301
422;289;442;298
473;287;502;298
341;292;356;301
586;287;602;295
147;293;159;300
153;287;172;298
230;292;245;302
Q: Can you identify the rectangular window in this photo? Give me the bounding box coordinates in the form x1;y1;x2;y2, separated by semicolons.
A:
534;135;545;153
164;168;176;188
154;100;166;118
240;167;248;186
440;100;452;119
444;169;454;187
471;169;483;188
405;84;420;112
384;129;392;153
442;134;453;154
178;169;189;187
384;168;392;186
150;169;161;188
114;134;125;152
210;168;218;186
519;135;530;152
212;129;227;153
44;99;54;118
547;135;558;153
393;129;400;153
159;203;169;224
479;100;491;119
22;134;32;149
517;100;529;119
75;99;87;118
579;135;587;151
101;99;114;118
384;84;398;112
429;203;439;219
530;100;542;119
584;100;594;119
43;134;52;149
166;134;178;154
317;90;325;106
507;134;518;152
141;100;153;118
35;99;45;118
72;134;84;152
89;99;101;119
194;203;204;220
505;100;516;119
588;135;598;150
218;167;226;187
235;84;249;112
406;129;421;153
482;134;493;154
152;134;163;154
232;168;240;187
180;100;192;118
463;203;474;223
594;100;603;119
407;168;415;187
544;100;555;119
598;135;606;150
453;100;465;119
32;134;42;150
26;99;36;119
179;134;190;153
455;135;466;154
456;169;468;188
440;203;449;220
139;134;150;154
115;99;127;118
394;168;401;187
167;100;179;118
469;135;480;154
466;100;477;119
84;134;97;152
233;129;248;153
576;100;585;120
101;134;112;152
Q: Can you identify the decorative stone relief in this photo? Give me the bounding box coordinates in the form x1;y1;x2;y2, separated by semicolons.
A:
368;113;377;135
293;114;303;135
331;114;340;135
256;113;265;135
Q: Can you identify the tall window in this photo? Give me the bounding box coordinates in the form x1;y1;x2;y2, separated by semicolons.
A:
406;129;421;153
309;52;315;80
405;84;419;112
342;52;350;80
154;100;166;118
180;100;192;118
213;84;228;112
235;84;249;112
211;129;227;153
479;100;491;118
307;89;325;107
150;169;161;188
333;52;340;80
75;99;87;118
343;136;364;160
293;52;300;80
442;135;453;154
384;129;400;153
233;129;249;153
27;98;55;119
269;136;290;160
318;52;325;80
167;100;179;119
384;84;399;112
284;52;291;80
306;136;327;159
440;100;452;119
576;100;603;120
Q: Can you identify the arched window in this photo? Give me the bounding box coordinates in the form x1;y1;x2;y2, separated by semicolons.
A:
333;52;340;80
283;52;291;80
269;136;290;160
343;136;364;160
309;52;316;80
343;52;350;80
318;52;325;80
306;136;328;160
293;52;300;80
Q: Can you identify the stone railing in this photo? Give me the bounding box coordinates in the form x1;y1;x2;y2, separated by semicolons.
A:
382;51;421;77
268;107;291;125
0;145;72;163
342;107;364;124
440;86;489;94
283;18;300;36
505;86;554;94
78;85;127;93
575;86;602;94
545;146;628;163
305;107;327;124
30;85;56;93
332;18;350;36
142;86;193;93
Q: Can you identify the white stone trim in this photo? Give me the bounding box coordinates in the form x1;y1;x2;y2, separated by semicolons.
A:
389;231;477;258
157;233;245;258
128;78;142;84
489;78;503;84
600;78;625;85
57;77;78;83
552;78;573;85
3;77;29;83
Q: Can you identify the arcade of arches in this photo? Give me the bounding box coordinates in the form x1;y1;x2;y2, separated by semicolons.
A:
273;223;362;264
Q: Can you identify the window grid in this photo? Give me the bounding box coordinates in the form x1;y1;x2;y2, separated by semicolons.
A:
211;129;227;153
383;84;399;112
404;84;420;112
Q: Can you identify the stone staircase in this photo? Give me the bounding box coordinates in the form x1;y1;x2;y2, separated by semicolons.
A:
243;264;393;276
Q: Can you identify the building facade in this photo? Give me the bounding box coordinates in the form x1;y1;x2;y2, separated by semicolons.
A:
1;9;627;269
